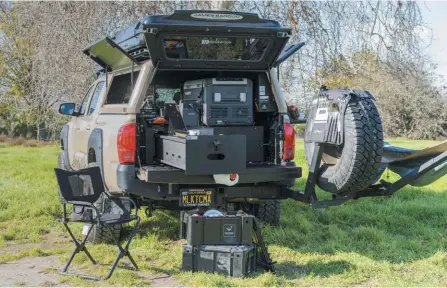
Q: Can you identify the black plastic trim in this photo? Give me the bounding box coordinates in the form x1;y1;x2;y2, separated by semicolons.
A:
60;125;70;168
88;129;105;184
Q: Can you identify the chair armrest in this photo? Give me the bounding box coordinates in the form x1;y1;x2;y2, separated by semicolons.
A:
67;201;101;220
103;192;138;217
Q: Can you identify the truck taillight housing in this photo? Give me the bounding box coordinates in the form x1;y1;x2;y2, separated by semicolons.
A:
283;123;295;161
117;123;136;165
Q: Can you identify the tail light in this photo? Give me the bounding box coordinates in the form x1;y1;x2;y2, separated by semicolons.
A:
283;123;295;161
117;123;136;164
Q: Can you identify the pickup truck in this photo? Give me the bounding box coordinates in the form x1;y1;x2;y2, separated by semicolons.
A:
57;10;302;242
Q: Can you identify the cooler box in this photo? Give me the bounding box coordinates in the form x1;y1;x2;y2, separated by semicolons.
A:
180;212;254;245
182;245;256;277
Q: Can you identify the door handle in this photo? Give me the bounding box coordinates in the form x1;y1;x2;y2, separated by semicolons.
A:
86;125;91;130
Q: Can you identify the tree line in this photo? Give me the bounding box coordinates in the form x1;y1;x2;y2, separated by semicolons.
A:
0;1;445;140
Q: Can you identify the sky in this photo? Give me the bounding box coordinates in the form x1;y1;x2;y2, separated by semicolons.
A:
420;1;447;84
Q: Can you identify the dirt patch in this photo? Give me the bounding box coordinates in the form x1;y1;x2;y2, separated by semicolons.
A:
0;253;184;287
138;272;184;287
0;242;66;255
0;256;65;287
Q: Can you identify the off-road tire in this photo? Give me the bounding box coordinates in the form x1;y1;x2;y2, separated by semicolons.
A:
253;200;281;226
85;162;123;244
57;151;71;170
305;97;383;195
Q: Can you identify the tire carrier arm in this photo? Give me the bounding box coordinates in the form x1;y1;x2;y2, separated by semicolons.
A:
282;88;447;208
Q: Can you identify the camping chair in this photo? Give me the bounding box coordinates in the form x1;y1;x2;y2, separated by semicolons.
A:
54;166;140;280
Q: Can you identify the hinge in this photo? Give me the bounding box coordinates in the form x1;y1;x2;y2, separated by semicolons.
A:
145;28;158;34
277;32;290;38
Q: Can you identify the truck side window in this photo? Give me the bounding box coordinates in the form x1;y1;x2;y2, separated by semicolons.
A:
87;81;105;115
78;86;94;115
155;87;181;104
106;72;140;104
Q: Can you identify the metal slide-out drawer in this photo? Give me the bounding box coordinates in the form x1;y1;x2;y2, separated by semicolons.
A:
156;134;246;175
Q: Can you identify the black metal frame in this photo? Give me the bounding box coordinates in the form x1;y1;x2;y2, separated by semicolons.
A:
60;196;140;280
55;167;141;281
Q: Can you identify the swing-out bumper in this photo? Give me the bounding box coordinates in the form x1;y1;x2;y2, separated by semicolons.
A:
282;140;447;208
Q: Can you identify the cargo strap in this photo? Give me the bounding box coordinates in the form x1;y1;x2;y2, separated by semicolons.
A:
252;217;276;273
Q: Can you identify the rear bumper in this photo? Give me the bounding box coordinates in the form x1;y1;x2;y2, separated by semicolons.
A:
137;163;301;184
117;163;301;201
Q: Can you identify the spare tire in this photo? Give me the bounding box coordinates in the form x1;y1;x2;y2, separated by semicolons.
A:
305;96;383;195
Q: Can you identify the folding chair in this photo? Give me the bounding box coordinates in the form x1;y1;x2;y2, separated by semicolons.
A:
54;166;140;280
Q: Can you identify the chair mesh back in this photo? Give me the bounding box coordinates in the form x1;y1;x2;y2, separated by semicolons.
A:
54;167;104;204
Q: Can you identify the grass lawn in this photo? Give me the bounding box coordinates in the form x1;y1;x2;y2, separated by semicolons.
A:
0;139;446;286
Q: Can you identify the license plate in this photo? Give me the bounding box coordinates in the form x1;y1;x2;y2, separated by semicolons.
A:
180;189;214;207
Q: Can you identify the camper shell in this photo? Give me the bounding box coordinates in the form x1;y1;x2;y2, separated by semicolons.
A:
84;10;292;72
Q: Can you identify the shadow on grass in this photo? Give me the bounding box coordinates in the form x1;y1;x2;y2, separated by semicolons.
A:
275;260;353;279
267;185;447;264
121;210;179;241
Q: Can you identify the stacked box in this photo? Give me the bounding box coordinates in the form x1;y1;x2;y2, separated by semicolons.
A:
181;212;254;245
182;245;256;277
180;212;256;276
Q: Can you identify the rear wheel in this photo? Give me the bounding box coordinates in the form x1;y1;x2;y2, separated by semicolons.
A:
57;151;71;170
253;200;281;226
233;200;281;226
87;194;122;244
85;162;123;244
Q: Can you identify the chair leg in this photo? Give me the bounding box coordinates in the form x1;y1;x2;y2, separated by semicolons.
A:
102;217;141;280
61;223;96;275
61;218;140;281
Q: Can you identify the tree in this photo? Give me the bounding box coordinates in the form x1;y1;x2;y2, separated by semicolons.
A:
310;50;447;139
0;1;441;140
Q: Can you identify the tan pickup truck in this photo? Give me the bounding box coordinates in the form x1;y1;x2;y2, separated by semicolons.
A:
58;10;302;242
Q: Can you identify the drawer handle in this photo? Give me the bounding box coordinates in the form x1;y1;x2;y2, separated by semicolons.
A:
207;153;225;160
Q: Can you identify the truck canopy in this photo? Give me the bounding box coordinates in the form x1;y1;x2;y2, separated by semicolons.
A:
83;10;292;72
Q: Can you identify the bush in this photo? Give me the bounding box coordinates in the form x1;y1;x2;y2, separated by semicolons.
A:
0;134;8;143
23;140;38;147
10;136;26;146
294;123;306;138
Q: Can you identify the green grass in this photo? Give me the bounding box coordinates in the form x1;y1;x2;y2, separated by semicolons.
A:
0;140;446;286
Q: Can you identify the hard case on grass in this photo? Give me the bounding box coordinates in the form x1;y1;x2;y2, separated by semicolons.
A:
182;245;256;277
180;211;254;245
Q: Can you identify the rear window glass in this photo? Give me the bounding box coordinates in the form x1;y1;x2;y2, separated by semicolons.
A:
106;72;140;104
163;37;268;61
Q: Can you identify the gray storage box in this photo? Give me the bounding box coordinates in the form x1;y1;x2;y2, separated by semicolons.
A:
155;134;247;175
182;245;256;277
183;78;253;126
181;212;254;245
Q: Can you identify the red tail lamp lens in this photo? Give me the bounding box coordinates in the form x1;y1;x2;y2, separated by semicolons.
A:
117;123;136;164
283;123;295;161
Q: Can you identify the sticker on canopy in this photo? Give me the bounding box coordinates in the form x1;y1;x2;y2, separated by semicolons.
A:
191;13;243;21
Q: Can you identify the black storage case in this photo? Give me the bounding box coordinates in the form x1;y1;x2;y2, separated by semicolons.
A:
182;245;256;277
180;212;254;245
